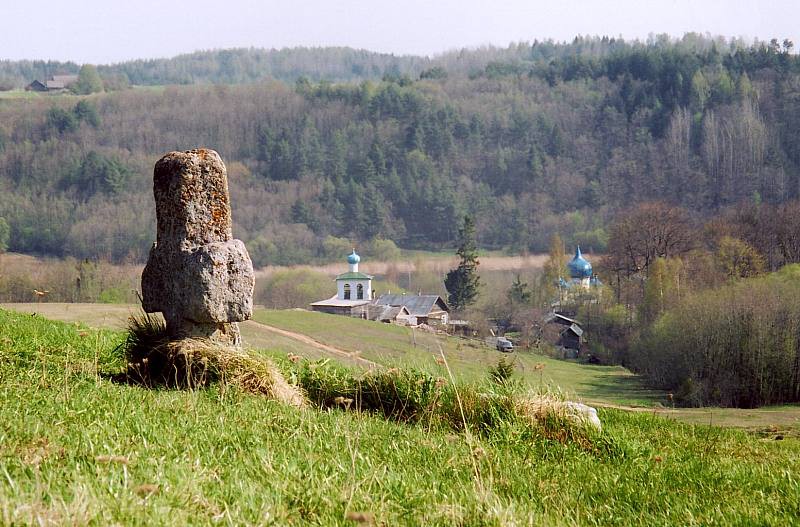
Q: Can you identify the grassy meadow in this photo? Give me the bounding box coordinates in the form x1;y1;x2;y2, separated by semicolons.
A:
6;302;800;431
1;308;800;525
253;309;660;407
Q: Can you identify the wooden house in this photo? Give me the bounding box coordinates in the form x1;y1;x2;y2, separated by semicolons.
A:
25;74;79;92
366;304;411;324
542;312;584;352
559;323;583;350
373;293;450;326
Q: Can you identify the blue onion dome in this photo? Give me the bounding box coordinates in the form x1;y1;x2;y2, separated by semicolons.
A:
567;246;593;278
347;249;360;265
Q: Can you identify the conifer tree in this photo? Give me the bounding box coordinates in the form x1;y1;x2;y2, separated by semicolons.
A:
508;274;532;305
444;215;480;310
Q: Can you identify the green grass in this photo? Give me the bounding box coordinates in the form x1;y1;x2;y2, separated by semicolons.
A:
1;308;800;525
0;90;39;100
253;309;662;406
0;90;80;100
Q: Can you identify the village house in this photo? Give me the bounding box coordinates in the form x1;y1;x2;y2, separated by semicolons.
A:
25;80;47;92
26;74;79;92
373;293;450;326
541;312;585;356
366;304;412;324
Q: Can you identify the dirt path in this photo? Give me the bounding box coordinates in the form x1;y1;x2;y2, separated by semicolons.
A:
1;302;379;369
246;319;378;369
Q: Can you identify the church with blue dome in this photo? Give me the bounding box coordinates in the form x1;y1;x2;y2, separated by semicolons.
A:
310;249;374;316
560;246;601;290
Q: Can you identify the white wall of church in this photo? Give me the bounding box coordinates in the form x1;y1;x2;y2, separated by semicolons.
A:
337;280;372;300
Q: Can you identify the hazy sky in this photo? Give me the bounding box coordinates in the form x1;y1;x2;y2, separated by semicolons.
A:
2;0;798;63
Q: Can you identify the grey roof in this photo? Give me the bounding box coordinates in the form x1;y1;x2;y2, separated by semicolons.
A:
566;323;584;337
51;75;78;84
309;295;370;307
45;80;66;89
544;312;580;326
367;304;409;321
374;294;449;316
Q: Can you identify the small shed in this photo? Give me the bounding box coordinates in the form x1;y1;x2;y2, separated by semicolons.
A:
559;323;583;351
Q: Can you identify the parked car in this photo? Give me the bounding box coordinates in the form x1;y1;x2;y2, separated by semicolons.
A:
496;337;514;353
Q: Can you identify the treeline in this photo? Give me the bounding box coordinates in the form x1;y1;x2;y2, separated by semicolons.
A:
635;267;800;407
0;48;425;90
576;200;800;407
2;34;789;90
0;36;799;267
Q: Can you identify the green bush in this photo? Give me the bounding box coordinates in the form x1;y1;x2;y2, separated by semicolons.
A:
634;266;800;407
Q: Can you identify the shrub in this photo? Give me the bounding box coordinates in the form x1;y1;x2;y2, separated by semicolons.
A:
286;358;602;448
488;356;515;384
294;360;439;422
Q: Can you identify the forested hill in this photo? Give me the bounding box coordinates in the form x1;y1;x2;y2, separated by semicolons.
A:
0;36;798;267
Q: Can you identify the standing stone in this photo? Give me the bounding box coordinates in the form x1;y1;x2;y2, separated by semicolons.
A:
142;149;254;345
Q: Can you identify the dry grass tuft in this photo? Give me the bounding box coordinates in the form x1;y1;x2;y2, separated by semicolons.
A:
116;313;307;407
134;484;160;497
345;511;375;524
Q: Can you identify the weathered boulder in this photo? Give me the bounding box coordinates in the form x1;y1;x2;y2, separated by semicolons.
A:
142;149;254;345
563;402;602;432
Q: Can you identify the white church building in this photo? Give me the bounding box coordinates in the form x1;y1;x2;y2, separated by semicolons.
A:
311;249;451;326
310;250;374;316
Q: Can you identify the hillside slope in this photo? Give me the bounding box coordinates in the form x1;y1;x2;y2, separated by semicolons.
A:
5;302;800;432
1;308;799;525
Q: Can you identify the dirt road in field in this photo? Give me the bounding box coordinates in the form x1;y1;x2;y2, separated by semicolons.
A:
1;303;378;369
246;319;378;369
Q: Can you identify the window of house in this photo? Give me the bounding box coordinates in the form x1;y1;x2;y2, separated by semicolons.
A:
344;283;351;300
357;283;364;300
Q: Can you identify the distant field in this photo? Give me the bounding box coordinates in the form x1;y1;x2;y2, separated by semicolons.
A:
255;250;550;279
5;302;800;434
1;249;548;282
0;89;78;100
